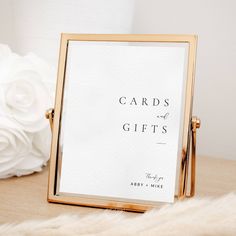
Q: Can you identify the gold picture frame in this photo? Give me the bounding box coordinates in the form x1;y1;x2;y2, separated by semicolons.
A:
46;34;200;212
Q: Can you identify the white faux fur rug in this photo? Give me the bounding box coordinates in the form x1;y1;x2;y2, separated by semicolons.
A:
1;193;236;236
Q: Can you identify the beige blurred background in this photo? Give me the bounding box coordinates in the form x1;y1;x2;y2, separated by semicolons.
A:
0;0;235;160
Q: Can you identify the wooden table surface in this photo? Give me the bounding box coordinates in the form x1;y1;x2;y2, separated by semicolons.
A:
0;156;236;223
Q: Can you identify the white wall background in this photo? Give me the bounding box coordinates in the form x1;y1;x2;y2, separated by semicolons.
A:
0;0;235;160
131;0;236;160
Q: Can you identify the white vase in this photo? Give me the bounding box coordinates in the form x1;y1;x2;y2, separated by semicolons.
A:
12;0;135;67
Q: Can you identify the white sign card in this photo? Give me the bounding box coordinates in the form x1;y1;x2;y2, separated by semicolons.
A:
58;41;188;204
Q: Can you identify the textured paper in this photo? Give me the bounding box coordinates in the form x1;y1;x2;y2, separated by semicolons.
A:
59;42;188;203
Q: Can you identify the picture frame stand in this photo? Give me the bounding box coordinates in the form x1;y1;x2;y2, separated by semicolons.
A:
46;108;200;201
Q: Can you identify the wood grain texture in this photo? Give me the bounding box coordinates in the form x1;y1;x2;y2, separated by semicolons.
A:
0;156;235;223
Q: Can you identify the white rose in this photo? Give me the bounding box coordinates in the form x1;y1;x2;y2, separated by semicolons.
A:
0;44;55;178
0;45;54;132
0;117;48;178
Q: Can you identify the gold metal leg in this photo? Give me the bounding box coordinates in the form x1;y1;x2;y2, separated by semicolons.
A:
188;116;201;197
178;116;201;199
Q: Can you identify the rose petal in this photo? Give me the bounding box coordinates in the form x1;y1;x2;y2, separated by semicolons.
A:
14;154;44;171
0;117;33;178
32;126;51;159
1;70;51;132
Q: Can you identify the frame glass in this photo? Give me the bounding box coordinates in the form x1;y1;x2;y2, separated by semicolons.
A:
47;34;197;212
